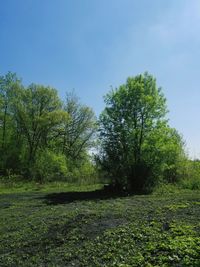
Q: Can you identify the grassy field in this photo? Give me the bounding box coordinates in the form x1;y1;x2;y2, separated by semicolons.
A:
0;183;200;267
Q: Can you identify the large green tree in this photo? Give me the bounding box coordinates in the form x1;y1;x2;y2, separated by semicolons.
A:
12;84;67;166
98;72;185;192
0;72;97;181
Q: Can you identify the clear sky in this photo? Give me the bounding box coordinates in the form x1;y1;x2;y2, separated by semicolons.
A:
0;0;200;158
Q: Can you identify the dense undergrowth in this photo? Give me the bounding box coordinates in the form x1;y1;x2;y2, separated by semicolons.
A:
0;183;200;266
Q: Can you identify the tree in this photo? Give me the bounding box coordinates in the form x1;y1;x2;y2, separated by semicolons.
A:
55;92;97;165
142;125;186;184
12;84;68;169
98;72;185;193
0;73;97;182
0;72;22;173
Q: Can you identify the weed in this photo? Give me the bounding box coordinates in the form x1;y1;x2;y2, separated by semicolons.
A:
0;184;200;266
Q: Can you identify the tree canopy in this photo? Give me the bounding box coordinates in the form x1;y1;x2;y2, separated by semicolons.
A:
98;72;185;192
0;71;189;190
0;73;97;181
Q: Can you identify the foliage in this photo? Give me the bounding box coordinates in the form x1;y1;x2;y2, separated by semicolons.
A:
66;157;99;185
0;72;22;173
98;72;185;192
0;72;97;182
0;70;197;190
179;160;200;190
31;149;68;182
143;125;186;184
12;84;67;164
54;91;97;161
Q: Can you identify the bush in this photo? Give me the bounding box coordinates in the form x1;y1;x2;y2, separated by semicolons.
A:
32;150;68;182
179;160;200;190
66;159;99;185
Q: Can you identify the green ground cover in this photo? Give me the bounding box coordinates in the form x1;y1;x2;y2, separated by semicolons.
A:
0;184;200;266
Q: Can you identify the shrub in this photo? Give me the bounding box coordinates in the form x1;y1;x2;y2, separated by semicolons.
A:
32;150;68;182
179;160;200;190
65;159;99;185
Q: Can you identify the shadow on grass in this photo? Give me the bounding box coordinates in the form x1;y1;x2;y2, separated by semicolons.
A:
44;188;128;205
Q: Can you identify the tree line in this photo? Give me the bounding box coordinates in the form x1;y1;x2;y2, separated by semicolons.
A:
0;72;97;182
0;71;198;192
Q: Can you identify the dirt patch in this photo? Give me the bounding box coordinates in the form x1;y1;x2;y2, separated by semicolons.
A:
84;217;127;238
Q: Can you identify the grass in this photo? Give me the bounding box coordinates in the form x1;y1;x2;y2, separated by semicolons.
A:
0;182;200;266
0;181;103;194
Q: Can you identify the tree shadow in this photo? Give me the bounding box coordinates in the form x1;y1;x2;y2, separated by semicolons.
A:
44;187;128;205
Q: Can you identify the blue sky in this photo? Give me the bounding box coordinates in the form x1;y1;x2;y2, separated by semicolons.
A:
0;0;200;157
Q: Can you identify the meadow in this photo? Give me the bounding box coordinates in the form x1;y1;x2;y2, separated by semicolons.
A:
0;183;200;267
